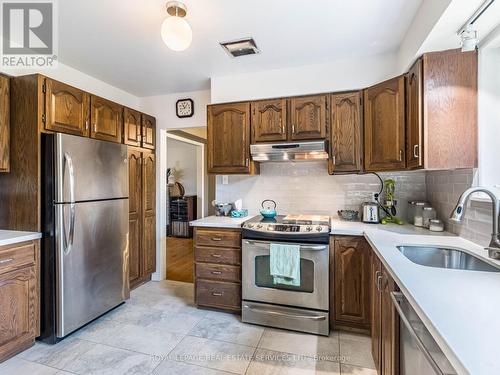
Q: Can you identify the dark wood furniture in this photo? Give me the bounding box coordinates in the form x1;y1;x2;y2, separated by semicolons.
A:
364;76;406;172
371;249;399;375
194;227;241;312
207;102;258;174
330;236;371;334
128;148;156;289
0;240;40;362
168;195;197;238
0;75;10;173
407;49;478;170
328;91;363;174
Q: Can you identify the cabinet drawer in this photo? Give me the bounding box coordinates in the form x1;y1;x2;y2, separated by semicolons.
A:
195;246;241;266
194;228;241;248
196;280;241;310
195;263;241;283
0;241;36;274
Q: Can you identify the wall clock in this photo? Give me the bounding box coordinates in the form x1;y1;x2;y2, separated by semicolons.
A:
176;98;194;118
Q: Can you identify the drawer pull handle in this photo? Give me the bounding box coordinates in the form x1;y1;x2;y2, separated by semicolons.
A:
212;292;223;296
211;271;222;275
211;254;222;258
0;258;14;264
211;237;222;241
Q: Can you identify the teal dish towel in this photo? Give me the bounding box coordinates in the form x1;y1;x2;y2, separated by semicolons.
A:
269;243;301;286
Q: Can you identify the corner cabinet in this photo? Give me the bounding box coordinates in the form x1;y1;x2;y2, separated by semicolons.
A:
0;240;40;362
364;76;406;172
331;236;371;333
0;75;10;173
128;149;156;289
208;102;258;174
329;91;363;174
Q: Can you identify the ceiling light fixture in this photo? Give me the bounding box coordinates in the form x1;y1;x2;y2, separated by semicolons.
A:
161;1;192;52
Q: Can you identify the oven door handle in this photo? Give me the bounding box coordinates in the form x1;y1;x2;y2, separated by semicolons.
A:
244;240;327;251
243;304;326;321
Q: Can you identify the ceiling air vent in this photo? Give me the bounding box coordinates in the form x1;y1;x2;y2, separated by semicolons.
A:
220;38;260;58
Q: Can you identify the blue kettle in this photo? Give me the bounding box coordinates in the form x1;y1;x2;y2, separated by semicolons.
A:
260;199;277;219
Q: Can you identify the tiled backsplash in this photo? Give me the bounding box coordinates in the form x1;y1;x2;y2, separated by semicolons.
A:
216;161;427;220
426;169;493;247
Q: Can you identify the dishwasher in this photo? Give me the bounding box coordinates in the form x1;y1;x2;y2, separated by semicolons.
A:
391;292;457;375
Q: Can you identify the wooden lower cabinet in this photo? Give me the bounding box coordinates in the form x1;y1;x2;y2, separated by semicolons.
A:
194;227;241;312
0;240;40;363
330;236;371;333
371;250;399;375
128;148;156;289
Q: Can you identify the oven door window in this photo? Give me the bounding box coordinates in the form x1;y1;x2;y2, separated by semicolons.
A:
254;255;314;293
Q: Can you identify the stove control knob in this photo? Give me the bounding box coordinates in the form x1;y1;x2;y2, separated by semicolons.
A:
247;223;254;228
306;226;312;232
316;226;323;232
267;225;272;231
256;224;262;229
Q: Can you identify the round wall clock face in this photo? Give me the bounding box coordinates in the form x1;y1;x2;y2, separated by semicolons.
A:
176;98;194;118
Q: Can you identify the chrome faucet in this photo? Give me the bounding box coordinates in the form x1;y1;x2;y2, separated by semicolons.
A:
450;187;500;260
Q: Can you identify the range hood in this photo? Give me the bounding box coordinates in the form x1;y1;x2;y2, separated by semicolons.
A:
250;140;329;162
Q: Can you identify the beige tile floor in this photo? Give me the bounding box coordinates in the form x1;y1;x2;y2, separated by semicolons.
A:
0;280;377;375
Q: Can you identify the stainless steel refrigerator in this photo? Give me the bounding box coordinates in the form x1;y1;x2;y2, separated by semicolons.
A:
41;133;129;343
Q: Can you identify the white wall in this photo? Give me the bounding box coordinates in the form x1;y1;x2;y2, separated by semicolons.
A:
210;52;398;103
3;62;140;109
140;89;211;130
167;138;198;196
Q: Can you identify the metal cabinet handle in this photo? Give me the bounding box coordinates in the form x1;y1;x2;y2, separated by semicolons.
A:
399;149;403;162
211;254;222;258
211;271;222;275
211;237;222;241
0;258;14;265
332;155;336;165
93;123;97;133
85;120;89;130
292;124;296;134
212;292;223;296
391;292;445;375
413;144;419;158
244;305;326;321
281;123;285;134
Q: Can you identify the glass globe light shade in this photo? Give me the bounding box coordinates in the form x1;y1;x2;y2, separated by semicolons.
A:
161;16;192;51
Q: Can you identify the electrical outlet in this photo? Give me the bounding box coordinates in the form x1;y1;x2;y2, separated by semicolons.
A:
222;175;229;185
372;192;378;202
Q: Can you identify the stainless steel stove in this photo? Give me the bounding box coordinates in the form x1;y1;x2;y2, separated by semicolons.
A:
241;215;331;335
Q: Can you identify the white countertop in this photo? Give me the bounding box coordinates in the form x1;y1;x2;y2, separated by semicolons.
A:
0;230;42;247
364;229;500;375
189;215;252;228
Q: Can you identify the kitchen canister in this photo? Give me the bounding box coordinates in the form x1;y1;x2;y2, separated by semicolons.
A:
429;219;445;232
407;200;430;224
422;206;437;228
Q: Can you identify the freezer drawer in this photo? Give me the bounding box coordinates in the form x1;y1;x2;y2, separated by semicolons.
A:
55;199;129;337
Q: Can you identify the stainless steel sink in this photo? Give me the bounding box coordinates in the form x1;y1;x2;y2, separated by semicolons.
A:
397;245;500;272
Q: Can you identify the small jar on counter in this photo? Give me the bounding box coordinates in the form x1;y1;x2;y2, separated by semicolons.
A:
429;219;445;232
422;207;437;228
414;215;424;227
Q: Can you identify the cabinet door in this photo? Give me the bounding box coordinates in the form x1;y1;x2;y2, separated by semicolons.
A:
141;114;156;150
289;95;327;140
371;256;382;374
364;76;406;171
381;268;399;375
333;236;371;330
44;78;90;137
251;99;287;143
142;152;156;276
406;59;423;169
0;266;37;362
123;108;141;147
0;76;9;173
208;102;253;174
128;149;142;288
90;95;123;143
330;92;363;173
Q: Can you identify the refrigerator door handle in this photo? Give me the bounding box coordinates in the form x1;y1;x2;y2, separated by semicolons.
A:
63;152;76;254
64;152;76;204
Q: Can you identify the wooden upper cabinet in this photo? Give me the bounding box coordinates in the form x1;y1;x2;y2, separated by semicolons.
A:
208;102;256;174
0;76;9;173
90;95;123;143
123;108;141;147
333;236;371;331
44;78;90;137
142;152;156;275
364;76;406;172
289;95;328;140
406;58;423;169
329;91;363;174
251;99;287;143
141;114;156;150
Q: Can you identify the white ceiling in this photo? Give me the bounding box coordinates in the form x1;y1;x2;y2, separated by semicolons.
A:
58;0;422;97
